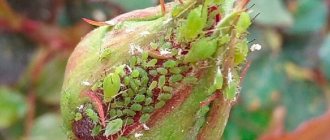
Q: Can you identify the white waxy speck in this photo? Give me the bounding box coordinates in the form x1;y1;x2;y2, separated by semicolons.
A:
160;48;171;55
125;64;132;73
142;124;150;130
250;44;262;52
81;81;91;86
228;68;233;84
135;133;143;138
105;20;116;26
129;44;143;55
177;48;182;55
163;17;173;25
125;28;135;33
77;105;84;111
140;31;150;37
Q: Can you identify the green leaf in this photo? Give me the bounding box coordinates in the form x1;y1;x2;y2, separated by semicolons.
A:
184;37;217;63
103;73;121;102
236;12;251;34
178;6;206;42
0;87;27;128
290;0;327;33
250;0;293;27
31;114;66;140
104;119;123;137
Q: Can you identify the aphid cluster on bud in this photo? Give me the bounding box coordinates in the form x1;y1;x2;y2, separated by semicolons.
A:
64;0;253;139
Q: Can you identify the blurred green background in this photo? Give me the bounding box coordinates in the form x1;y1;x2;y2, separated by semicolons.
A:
0;0;329;139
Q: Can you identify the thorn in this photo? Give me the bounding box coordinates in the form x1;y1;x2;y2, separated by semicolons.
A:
82;18;108;26
160;0;166;15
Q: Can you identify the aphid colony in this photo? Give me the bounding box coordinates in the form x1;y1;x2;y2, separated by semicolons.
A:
67;0;252;139
73;28;201;138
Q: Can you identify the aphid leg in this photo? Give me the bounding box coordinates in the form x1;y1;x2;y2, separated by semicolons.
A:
160;0;166;15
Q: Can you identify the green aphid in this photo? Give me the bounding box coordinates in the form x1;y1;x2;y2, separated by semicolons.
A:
177;5;206;42
183;76;198;84
150;42;158;50
110;109;117;117
127;89;135;97
184;37;217;63
148;81;158;91
114;101;124;107
129;80;139;92
91;125;102;136
236;12;251;34
149;70;158;77
131;69;140;78
138;87;147;95
171;49;179;56
125;118;134;125
103;73;121;102
91;81;102;91
146;90;153;96
115;65;126;77
134;94;146;103
129;56;137;66
142;106;154;113
158;93;173;101
144;97;153;105
157;68;168;75
122;91;129;97
130;103;143;111
163;86;173;92
146;59;158;67
169;74;183;83
141;51;149;61
123;109;136;116
86;108;99;123
124;97;131;105
74;112;82;121
134;79;141;87
141;76;149;87
163;60;178;68
162;42;172;49
116;110;123;117
169;67;182;74
158;75;166;88
139;113;151;123
155;101;166;109
124;77;131;85
137;67;148;77
104;119;123;137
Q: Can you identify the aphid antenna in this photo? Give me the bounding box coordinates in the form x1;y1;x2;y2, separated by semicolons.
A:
248;38;256;44
252;12;260;22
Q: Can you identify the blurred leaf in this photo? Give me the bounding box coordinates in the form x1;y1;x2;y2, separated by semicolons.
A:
0;33;35;85
319;34;330;80
289;0;327;33
250;0;293;27
223;105;272;140
110;0;154;11
36;54;67;105
30;113;66;140
282;80;327;131
241;54;285;110
0;87;27;128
